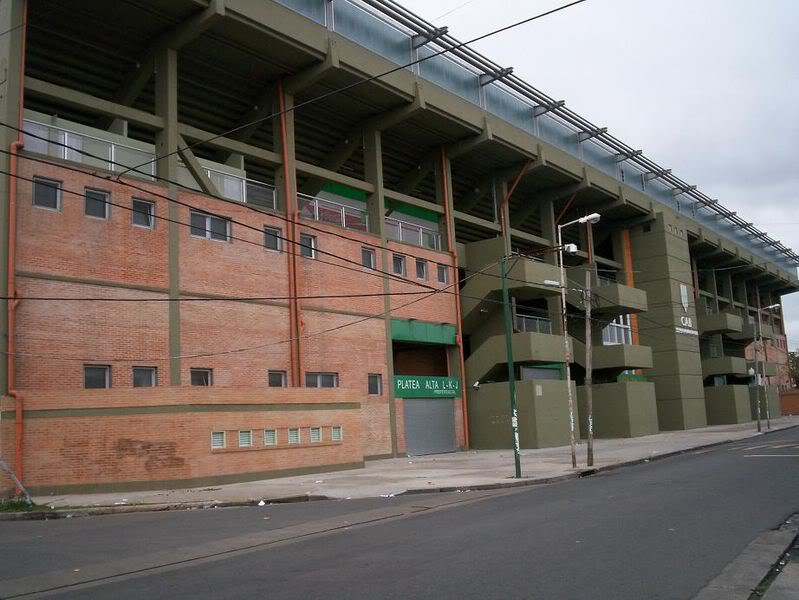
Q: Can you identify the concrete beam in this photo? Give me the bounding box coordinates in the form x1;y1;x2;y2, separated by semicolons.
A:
100;0;226;127
510;176;589;228
25;77;164;130
385;188;444;214
453;210;501;233
300;83;426;195
178;123;281;165
176;134;220;197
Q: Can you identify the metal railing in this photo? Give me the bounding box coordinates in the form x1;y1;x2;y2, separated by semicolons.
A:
273;0;798;269
597;274;617;287
23;119;277;209
385;216;441;250
298;193;369;232
515;314;552;335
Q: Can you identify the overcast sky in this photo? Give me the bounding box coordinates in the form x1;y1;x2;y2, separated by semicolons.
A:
398;0;799;347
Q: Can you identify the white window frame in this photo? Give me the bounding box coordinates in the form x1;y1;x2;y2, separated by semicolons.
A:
416;258;427;280
83;364;111;389
190;368;213;386
264;226;282;252
368;373;382;396
288;427;301;444
32;177;62;211
264;429;278;446
211;431;226;449
84;188;111;220
238;430;253;448
132;198;155;229
361;246;376;270
310;426;322;443
268;370;287;387
299;233;317;259
190;210;230;242
437;264;449;285
305;372;339;388
331;426;343;442
393;254;406;276
602;315;632;345
132;366;157;388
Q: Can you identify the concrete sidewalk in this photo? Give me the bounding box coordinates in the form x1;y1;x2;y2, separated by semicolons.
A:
35;416;799;511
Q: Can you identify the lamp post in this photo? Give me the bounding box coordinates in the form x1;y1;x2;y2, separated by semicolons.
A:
500;254;522;478
756;302;781;431
558;212;601;469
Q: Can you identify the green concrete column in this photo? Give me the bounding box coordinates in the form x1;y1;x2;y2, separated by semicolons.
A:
154;47;181;385
364;129;398;456
539;198;563;335
0;0;25;394
630;212;706;430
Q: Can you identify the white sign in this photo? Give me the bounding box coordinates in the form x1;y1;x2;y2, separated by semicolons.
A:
675;326;699;336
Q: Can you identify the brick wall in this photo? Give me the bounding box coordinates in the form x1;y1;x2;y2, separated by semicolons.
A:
1;387;363;494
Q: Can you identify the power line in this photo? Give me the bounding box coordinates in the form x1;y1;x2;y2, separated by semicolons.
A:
117;0;590;178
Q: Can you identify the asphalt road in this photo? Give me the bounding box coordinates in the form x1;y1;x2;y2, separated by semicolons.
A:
2;427;798;599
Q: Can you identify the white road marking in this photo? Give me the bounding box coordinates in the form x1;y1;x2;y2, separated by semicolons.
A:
743;454;799;458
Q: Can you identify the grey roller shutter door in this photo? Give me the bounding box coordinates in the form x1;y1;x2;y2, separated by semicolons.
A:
403;398;456;456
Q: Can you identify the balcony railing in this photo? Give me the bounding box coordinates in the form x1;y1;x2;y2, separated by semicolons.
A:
298;193;369;232
23;119;276;209
385;217;441;250
515;314;552;335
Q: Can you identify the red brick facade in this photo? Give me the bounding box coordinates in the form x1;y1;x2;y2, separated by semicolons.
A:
1;157;463;494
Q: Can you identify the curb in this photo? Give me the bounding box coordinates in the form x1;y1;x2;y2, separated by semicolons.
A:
4;424;797;520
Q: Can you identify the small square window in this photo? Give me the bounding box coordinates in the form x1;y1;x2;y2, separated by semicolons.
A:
190;211;230;241
305;372;338;388
32;177;61;210
368;373;382;395
268;370;287;387
84;365;110;389
393;254;406;276
288;428;300;444
310;427;322;443
132;199;154;228
300;234;316;258
361;247;376;270
132;367;157;387
211;431;226;449
264;226;282;252
190;368;213;386
85;189;110;219
416;259;427;280
264;429;277;446
437;264;449;285
331;426;343;442
239;430;253;448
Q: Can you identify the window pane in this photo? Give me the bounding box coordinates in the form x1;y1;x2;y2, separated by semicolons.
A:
393;255;405;275
190;212;207;237
288;428;300;444
368;374;381;395
264;429;277;445
264;227;281;251
305;373;318;387
33;178;60;209
300;234;315;258
332;426;343;442
132;367;156;387
437;264;448;284
132;199;153;227
239;430;252;447
211;431;225;449
416;259;427;279
268;370;286;387
84;366;109;389
209;216;229;241
319;373;337;388
191;369;212;386
361;247;375;269
310;427;321;443
85;189;109;219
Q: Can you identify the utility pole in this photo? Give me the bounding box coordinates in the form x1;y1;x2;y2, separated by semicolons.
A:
584;268;594;467
754;311;763;434
501;254;522;478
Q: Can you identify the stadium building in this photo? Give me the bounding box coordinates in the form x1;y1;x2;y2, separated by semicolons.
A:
0;0;795;494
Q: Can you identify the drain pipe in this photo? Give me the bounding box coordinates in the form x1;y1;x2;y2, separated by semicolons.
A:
7;0;27;496
440;147;469;448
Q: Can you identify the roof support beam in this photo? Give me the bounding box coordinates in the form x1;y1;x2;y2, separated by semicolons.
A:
300;84;426;195
479;67;513;86
614;149;642;163
577;127;607;142
99;0;226;128
412;27;448;48
510;176;589;228
176;134;220;197
533;100;565;117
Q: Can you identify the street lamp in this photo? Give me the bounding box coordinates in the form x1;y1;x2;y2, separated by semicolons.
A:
558;213;600;468
755;302;781;431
